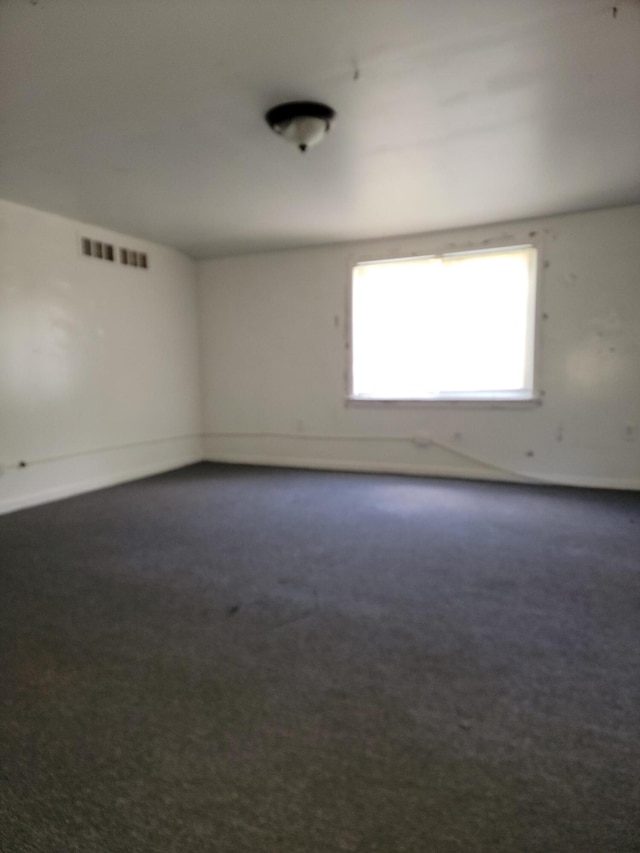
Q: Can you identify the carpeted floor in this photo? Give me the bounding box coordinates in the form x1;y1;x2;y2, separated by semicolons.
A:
1;462;639;852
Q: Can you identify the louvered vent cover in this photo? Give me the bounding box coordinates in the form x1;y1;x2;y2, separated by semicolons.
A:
81;237;115;262
119;247;148;269
80;237;148;270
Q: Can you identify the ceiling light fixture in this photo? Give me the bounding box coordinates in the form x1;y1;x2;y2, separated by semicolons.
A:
265;101;336;152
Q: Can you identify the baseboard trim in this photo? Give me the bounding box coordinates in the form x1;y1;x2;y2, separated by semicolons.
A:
0;437;203;515
203;450;640;491
204;451;520;484
3;443;637;515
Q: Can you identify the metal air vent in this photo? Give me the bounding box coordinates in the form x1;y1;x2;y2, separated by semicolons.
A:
81;237;115;262
80;236;149;270
120;247;148;269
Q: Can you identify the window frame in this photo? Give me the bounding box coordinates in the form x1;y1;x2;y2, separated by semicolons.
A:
345;239;543;408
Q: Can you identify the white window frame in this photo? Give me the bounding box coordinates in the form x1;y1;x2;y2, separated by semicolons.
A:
346;242;541;407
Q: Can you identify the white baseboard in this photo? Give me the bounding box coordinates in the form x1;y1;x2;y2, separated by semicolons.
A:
203;450;519;483
3;436;636;515
202;449;640;491
0;436;204;515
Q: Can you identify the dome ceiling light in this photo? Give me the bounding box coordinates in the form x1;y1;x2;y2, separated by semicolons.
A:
265;101;336;152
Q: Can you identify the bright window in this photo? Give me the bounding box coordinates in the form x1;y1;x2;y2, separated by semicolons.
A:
350;245;538;402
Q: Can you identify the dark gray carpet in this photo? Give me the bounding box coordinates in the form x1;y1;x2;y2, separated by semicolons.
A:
1;462;639;852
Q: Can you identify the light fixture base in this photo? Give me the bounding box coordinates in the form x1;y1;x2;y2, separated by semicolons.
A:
265;101;336;152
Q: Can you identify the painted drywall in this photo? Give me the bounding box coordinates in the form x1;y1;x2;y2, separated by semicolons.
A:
0;199;202;513
198;205;640;490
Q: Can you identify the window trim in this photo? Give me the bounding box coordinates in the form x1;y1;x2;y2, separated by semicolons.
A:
345;239;543;407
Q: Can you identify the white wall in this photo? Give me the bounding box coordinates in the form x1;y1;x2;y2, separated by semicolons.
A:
0;200;203;513
198;205;640;490
3;201;637;511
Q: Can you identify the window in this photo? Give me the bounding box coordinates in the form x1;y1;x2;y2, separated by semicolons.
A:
350;245;538;402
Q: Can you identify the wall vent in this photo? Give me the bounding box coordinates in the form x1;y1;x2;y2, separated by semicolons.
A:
80;236;149;270
81;237;115;262
120;247;149;269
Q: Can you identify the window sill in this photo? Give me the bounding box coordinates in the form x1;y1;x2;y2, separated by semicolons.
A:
346;394;542;409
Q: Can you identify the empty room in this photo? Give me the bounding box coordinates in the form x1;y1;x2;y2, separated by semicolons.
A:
1;1;639;850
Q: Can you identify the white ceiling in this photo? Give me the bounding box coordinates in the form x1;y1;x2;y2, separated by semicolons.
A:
1;0;639;258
